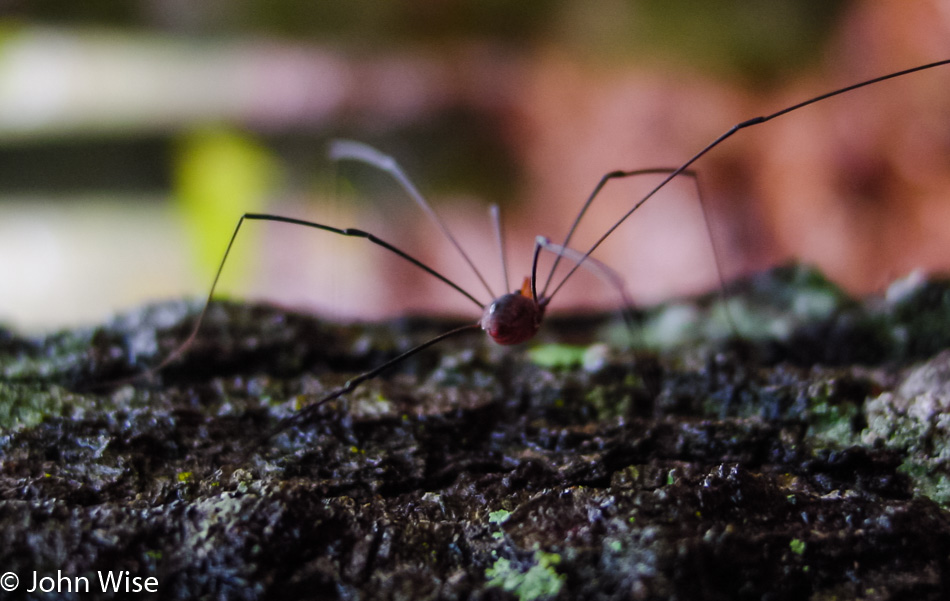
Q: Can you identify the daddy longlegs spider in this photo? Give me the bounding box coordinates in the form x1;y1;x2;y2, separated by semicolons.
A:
138;58;950;442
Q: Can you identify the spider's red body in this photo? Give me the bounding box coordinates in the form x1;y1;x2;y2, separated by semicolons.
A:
480;278;545;345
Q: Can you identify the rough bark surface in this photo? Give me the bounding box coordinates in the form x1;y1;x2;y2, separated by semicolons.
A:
2;264;950;600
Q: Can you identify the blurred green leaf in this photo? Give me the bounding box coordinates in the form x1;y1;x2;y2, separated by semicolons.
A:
173;127;279;288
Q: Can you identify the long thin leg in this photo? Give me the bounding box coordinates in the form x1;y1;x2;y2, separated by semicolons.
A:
551;59;950;299
538;169;638;299
489;204;511;294
540;169;738;335
141;212;483;378
535;236;636;331
330;139;498;300
258;321;481;445
542;168;706;302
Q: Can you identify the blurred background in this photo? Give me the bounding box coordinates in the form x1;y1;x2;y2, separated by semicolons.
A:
0;0;949;333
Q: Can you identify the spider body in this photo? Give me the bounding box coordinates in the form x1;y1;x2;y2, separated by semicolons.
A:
480;278;548;345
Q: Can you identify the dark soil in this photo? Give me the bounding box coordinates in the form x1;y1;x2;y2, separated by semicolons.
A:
2;264;950;600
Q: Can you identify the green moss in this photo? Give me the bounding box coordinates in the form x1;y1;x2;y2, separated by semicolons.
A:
0;382;67;430
614;265;851;349
789;539;806;555
488;509;511;525
0;329;94;381
486;551;565;601
528;343;588;369
898;461;950;507
489;509;511;540
862;365;950;507
635;303;704;349
806;398;861;449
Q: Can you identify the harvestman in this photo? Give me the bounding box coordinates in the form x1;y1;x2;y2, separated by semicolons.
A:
145;59;950;439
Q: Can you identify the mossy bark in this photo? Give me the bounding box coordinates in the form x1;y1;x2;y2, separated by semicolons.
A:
2;265;950;600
